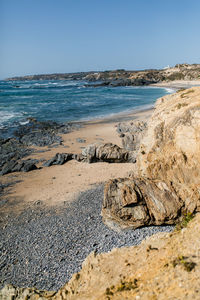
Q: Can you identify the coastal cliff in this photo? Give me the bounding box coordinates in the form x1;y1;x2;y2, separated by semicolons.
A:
6;63;200;86
1;87;200;299
102;87;200;229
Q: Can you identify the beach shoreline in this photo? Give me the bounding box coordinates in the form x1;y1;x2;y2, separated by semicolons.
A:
1;80;200;216
0;106;152;218
150;79;200;89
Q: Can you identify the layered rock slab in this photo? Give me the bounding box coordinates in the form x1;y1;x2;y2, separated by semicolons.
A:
102;177;181;229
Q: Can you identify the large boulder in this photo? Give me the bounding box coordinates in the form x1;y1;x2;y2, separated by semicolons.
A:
102;177;181;229
103;87;200;228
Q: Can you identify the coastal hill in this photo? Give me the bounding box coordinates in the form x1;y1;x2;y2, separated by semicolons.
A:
6;63;200;86
1;88;200;299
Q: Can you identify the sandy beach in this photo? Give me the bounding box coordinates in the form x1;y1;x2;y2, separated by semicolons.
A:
0;107;152;216
150;79;200;89
2;80;200;216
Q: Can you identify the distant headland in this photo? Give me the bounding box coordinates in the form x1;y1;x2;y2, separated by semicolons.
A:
5;63;200;87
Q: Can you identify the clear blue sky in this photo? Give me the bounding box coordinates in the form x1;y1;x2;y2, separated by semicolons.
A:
1;0;200;79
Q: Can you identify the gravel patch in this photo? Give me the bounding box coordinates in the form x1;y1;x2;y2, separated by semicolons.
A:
0;184;174;291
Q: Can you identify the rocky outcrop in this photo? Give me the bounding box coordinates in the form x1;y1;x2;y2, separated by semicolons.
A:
1;213;200;299
103;87;200;228
75;143;136;163
116;120;147;151
42;143;136;167
0;159;38;175
102;177;181;229
0;119;81;175
14;118;81;147
137;87;200;213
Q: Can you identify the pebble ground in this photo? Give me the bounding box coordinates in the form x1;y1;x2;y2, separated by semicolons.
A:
0;184;173;291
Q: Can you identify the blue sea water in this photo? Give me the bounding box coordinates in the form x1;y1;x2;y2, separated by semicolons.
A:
0;79;174;133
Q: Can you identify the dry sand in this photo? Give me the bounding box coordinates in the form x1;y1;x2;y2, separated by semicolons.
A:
1;108;152;214
150;79;200;89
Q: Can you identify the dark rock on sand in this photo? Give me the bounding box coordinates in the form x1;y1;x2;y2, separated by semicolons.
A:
43;153;73;167
0;119;81;175
76;138;86;143
14;119;81;147
0;159;38;175
0;138;34;175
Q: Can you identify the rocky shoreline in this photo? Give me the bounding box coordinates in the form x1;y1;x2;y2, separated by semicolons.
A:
6;63;200;87
0;119;82;176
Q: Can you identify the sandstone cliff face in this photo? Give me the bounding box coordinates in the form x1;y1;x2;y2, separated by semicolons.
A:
137;87;200;213
1;213;200;299
103;87;200;228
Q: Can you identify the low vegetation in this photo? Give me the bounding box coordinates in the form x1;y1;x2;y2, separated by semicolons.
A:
172;255;196;272
175;211;194;231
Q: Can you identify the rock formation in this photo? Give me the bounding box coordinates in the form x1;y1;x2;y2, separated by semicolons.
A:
75;143;136;163
103;87;200;228
102;177;181;229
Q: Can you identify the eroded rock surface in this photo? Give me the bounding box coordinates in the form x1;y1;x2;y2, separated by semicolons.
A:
102;178;181;229
137;87;200;213
103;87;200;228
116;120;147;151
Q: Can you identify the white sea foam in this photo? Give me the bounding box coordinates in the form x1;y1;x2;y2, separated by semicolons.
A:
80;101;95;106
19;120;30;125
10;95;34;99
164;88;176;93
0;111;22;124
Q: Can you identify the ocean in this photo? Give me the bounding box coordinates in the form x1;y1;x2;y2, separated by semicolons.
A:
0;79;174;135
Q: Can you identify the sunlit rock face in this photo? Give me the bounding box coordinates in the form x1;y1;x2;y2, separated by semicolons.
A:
103;87;200;228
